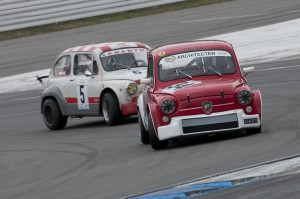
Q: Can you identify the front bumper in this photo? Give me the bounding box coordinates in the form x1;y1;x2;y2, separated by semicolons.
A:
157;109;261;141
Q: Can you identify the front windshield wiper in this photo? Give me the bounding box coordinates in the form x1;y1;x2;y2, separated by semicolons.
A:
174;69;192;79
200;57;222;76
204;65;222;76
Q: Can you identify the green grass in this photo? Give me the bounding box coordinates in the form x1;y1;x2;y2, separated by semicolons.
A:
0;0;232;41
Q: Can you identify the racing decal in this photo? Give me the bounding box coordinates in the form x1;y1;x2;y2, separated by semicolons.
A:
99;46;111;52
100;48;147;57
65;97;99;104
162;80;202;94
158;51;166;56
165;56;176;62
163;50;231;63
77;79;89;109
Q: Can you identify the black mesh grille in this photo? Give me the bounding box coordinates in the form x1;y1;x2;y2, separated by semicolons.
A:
182;114;239;134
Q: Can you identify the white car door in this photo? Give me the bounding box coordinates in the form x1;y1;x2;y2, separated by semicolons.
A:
67;53;101;116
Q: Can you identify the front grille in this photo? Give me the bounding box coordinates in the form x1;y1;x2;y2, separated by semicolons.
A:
182;113;238;134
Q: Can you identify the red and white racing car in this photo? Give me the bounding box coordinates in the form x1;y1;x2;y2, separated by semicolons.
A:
39;42;150;130
136;40;262;149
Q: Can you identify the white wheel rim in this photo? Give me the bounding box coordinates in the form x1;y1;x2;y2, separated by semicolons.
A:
103;100;110;121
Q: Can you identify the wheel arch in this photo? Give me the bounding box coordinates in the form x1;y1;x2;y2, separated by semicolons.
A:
147;102;160;136
99;88;120;115
253;90;262;120
41;85;67;115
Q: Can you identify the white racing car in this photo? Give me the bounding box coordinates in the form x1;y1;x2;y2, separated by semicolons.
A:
38;42;150;130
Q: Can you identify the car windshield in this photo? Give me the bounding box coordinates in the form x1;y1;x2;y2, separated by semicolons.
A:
158;50;236;81
100;48;148;71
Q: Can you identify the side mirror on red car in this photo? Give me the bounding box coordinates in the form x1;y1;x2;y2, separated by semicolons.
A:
135;78;152;85
243;67;255;76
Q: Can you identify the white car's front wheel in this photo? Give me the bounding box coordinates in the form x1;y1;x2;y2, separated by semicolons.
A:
102;93;122;126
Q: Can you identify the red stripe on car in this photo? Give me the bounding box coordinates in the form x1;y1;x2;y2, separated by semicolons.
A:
88;97;100;104
99;46;111;52
65;98;77;103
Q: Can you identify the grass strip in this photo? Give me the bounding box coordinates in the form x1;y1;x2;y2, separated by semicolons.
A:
0;0;232;41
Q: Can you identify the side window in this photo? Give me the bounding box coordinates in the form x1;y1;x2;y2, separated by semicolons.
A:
147;57;154;86
92;59;99;75
53;55;71;77
147;57;154;79
74;54;94;76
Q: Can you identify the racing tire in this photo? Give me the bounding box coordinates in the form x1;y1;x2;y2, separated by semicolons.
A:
148;113;168;150
138;111;150;144
102;93;122;126
247;125;262;134
42;99;68;130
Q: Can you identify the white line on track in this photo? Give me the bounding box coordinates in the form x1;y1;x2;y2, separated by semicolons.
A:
255;64;300;71
184;155;300;186
180;13;267;23
6;96;40;102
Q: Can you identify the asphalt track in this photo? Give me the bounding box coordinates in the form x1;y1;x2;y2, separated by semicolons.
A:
0;0;300;198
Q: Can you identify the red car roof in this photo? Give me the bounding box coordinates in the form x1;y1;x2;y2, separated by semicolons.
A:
150;40;234;57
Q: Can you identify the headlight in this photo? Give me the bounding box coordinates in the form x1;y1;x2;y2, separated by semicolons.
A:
160;99;176;114
237;90;252;105
126;83;138;95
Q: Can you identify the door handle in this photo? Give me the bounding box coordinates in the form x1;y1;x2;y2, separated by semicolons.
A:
70;78;75;81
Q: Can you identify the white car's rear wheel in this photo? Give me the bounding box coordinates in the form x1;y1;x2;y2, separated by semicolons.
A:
42;99;67;130
102;93;122;126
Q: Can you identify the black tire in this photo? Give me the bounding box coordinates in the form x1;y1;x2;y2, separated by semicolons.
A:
102;93;122;126
138;111;149;144
247;126;262;134
148;113;168;150
42;99;68;130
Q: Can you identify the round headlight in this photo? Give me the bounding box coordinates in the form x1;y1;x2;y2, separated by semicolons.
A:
126;83;138;95
237;90;252;105
160;99;175;114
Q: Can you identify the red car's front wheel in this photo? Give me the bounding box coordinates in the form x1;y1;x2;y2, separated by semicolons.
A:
148;113;168;150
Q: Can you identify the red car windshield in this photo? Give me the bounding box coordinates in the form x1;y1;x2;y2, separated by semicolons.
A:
158;50;236;81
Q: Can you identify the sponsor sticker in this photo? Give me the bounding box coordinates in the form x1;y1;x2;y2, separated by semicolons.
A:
165;56;176;62
174;51;231;60
100;48;147;57
162;80;202;94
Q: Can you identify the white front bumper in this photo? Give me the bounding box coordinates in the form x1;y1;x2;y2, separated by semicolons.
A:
157;109;261;141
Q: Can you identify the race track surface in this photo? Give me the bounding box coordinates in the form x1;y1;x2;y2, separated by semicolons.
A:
0;0;300;198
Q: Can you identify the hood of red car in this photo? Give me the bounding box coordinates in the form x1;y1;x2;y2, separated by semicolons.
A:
157;78;245;101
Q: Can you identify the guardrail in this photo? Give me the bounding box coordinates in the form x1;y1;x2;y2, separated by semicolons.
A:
0;0;183;32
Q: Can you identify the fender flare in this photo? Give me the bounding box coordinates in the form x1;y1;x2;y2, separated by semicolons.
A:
41;85;67;115
137;94;146;126
253;90;262;121
148;102;160;136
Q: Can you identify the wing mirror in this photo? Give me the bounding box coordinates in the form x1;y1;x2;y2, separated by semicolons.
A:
243;67;255;76
85;70;93;77
135;78;152;85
